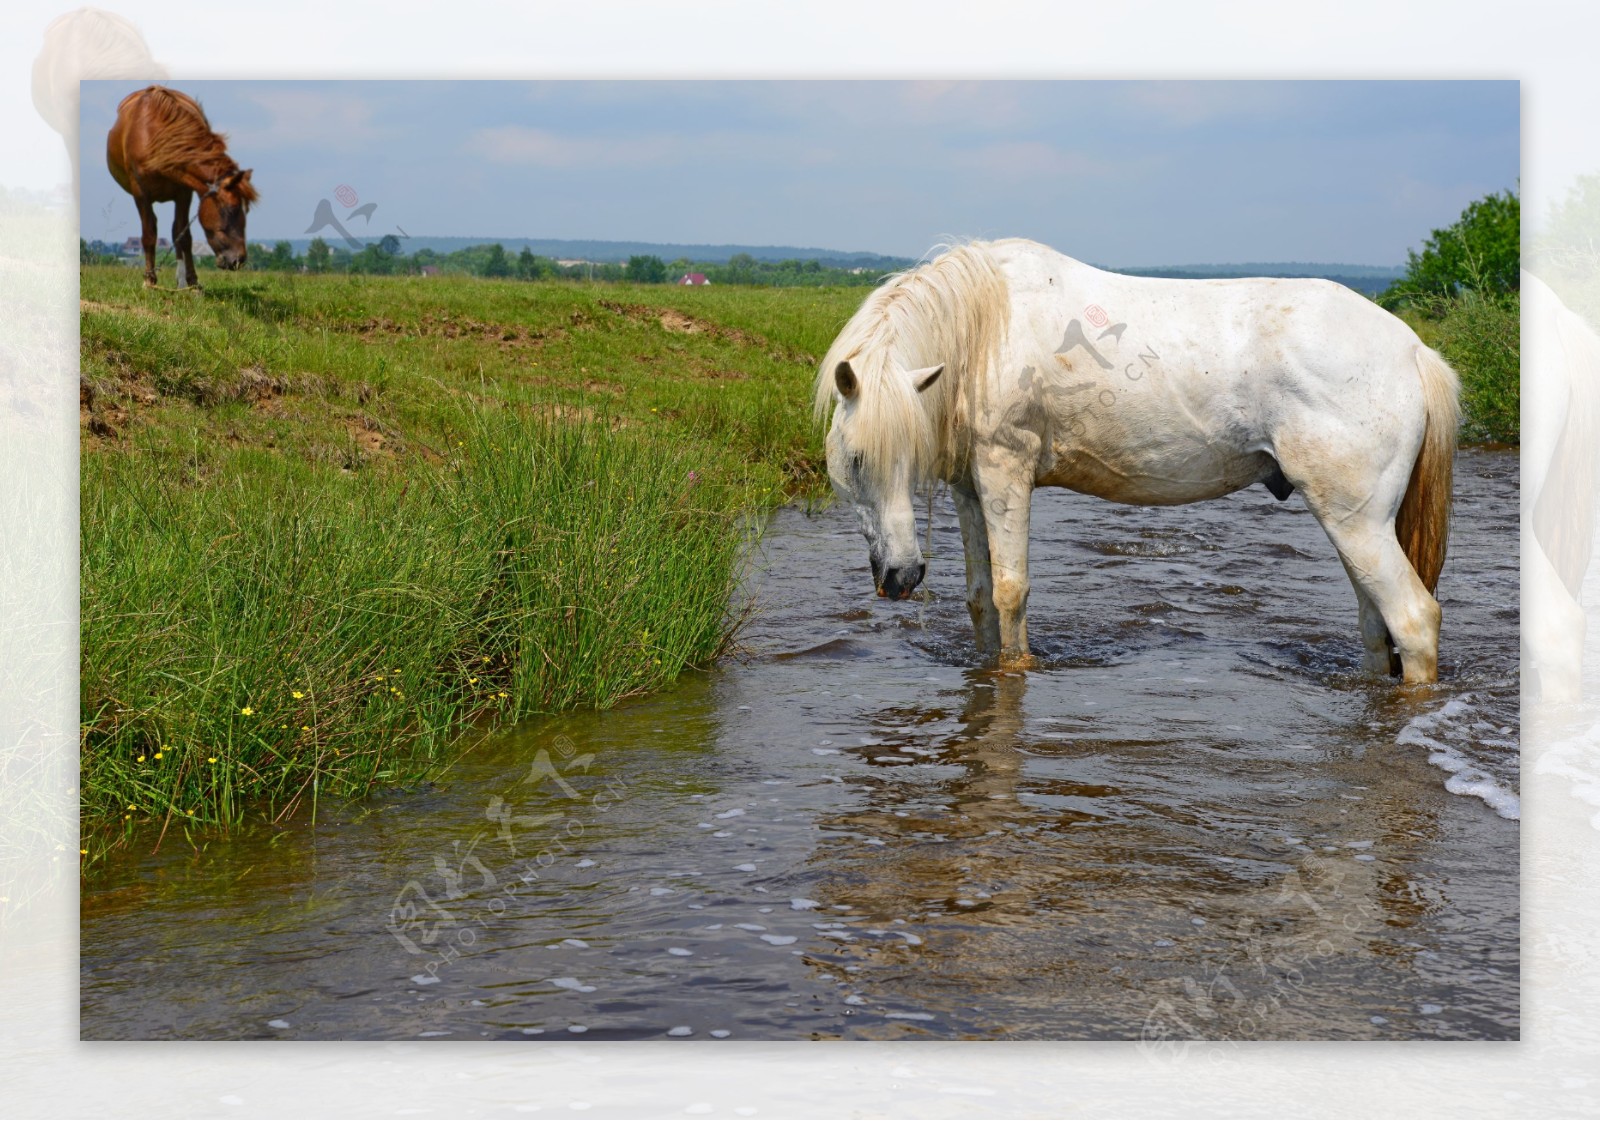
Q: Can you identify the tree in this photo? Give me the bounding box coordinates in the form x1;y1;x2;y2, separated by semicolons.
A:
483;242;510;278
267;240;296;271
727;252;758;283
306;237;331;273
378;233;403;257
1381;188;1519;308
626;254;667;284
517;246;538;280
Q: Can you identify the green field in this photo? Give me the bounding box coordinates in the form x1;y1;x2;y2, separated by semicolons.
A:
79;267;862;852
78;266;1516;855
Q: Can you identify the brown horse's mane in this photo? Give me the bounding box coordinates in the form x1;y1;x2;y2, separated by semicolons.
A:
127;85;258;202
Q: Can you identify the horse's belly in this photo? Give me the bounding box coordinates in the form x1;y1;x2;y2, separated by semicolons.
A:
1036;440;1272;505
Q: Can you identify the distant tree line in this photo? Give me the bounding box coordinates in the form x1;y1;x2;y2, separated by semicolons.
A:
216;239;897;286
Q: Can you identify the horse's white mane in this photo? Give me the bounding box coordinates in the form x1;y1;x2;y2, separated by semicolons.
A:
814;240;1010;486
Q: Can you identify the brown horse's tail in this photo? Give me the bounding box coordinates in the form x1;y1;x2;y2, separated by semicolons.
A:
1396;346;1461;593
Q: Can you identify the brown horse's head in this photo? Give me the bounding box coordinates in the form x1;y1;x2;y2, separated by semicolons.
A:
197;167;256;270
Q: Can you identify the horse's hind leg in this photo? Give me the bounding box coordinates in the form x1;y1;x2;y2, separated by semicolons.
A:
1338;558;1401;676
953;485;1001;653
1318;516;1441;684
135;195;158;288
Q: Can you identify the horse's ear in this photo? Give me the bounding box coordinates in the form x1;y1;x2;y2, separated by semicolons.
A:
910;364;945;393
834;360;858;399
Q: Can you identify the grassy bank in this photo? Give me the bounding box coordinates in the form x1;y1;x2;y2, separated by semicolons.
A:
79;268;861;852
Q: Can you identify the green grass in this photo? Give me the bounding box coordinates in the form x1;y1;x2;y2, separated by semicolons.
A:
79;268;863;854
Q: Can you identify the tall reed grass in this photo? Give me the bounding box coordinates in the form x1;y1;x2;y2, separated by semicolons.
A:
81;404;757;842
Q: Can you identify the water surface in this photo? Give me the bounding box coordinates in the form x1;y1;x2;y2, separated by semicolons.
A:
80;448;1519;1040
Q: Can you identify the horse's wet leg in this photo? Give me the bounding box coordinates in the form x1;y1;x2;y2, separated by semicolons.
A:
973;458;1035;665
1326;523;1441;684
1338;557;1399;676
953;486;1001;653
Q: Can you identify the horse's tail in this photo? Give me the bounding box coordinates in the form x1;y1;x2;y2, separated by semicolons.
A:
1395;345;1461;593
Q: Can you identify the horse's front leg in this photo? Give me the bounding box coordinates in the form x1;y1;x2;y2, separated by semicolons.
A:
952;484;1000;654
973;454;1036;668
172;190;199;291
135;195;159;288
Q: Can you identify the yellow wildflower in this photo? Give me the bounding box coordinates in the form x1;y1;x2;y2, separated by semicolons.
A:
241;706;254;716
292;691;305;700
468;677;478;685
153;752;163;760
207;757;218;764
136;755;146;763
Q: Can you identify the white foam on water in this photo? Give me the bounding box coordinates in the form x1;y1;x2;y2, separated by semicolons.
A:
549;977;596;993
759;934;797;945
1396;695;1520;820
1533;714;1600;829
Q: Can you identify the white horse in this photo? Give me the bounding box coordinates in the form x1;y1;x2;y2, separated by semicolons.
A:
815;238;1460;684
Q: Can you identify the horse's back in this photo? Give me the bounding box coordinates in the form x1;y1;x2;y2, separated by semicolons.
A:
108;85;210;200
973;238;1431;503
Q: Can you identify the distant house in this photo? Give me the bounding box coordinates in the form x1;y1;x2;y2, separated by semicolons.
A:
119;236;171;255
677;273;710;286
418;265;441;277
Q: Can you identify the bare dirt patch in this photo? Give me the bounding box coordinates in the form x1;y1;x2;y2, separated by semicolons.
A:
345;313;562;349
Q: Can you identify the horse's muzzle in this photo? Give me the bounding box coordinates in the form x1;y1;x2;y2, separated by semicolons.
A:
878;563;926;600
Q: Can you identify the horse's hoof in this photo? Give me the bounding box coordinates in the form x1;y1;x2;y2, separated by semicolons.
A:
997;652;1038;671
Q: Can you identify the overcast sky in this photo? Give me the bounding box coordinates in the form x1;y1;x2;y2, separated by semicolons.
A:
81;79;1517;267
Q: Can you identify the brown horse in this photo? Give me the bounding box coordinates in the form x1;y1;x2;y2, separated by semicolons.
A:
106;85;256;289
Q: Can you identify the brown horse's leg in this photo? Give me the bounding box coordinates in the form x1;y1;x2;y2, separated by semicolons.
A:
136;195;159;288
172;191;199;291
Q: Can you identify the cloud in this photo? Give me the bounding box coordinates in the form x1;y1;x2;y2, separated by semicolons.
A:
949;140;1141;180
1118;81;1302;128
462;125;680;168
231;88;388;151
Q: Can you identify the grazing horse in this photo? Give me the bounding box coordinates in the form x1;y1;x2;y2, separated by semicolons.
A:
106;85;255;288
815;239;1459;684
